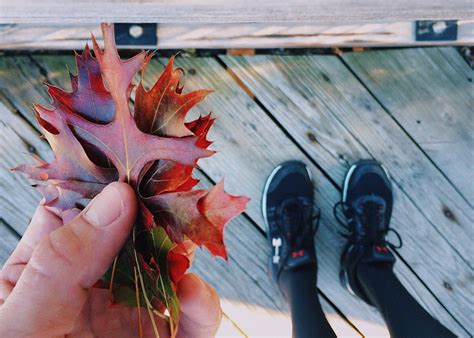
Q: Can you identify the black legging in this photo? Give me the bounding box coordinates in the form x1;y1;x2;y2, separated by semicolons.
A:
279;264;336;338
357;263;456;338
278;262;456;338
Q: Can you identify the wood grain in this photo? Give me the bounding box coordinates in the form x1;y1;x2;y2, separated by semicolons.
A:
150;56;469;336
0;102;47;233
0;58;359;337
1;0;472;24
2;53;387;336
0;220;19;266
219;53;472;334
2;51;469;335
1;22;473;50
342;47;474;203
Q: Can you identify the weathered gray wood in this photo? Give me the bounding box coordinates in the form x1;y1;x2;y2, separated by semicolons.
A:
0;58;359;337
342;48;474;203
0;102;46;233
0;56;55;131
4;50;470;336
2;53;387;336
138;56;393;336
1;22;473;50
19;51;470;336
220;53;472;334
0;220;20;267
161;56;464;336
1;0;473;24
191;180;360;338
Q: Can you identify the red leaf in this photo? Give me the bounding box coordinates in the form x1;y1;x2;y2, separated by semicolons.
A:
14;22;249;335
47;45;115;124
167;251;190;284
139;160;198;196
135;56;212;138
144;181;249;259
15;107;114;185
186;113;215;149
199;180;250;232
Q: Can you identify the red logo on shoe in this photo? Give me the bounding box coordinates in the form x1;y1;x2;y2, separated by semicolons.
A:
375;245;388;252
292;250;304;258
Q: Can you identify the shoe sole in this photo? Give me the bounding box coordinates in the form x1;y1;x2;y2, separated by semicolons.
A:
339;159;391;299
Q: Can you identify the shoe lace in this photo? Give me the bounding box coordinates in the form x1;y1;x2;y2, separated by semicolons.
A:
333;200;402;249
278;197;321;250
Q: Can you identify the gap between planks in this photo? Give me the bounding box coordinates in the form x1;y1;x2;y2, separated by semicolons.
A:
152;59;466;338
217;52;472;333
0;69;360;337
340;48;474;205
2;52;470;336
0;51;466;336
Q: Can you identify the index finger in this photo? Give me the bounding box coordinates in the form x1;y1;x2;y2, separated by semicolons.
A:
0;205;64;303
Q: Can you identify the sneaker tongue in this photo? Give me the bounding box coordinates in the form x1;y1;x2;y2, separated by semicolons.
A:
354;195;387;241
278;196;313;248
280;197;307;231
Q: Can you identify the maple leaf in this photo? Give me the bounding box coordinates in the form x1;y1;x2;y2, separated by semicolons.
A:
14;23;249;337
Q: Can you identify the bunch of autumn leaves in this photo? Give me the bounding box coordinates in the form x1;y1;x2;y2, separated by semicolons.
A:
15;23;248;334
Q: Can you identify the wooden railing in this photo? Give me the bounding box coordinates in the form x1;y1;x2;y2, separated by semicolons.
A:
0;1;472;48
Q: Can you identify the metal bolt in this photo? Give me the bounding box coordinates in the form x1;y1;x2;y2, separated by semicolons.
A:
129;25;144;39
432;21;447;34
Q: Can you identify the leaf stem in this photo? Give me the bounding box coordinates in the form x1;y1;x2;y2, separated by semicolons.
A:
222;311;249;338
134;267;143;338
109;255;118;293
133;229;161;338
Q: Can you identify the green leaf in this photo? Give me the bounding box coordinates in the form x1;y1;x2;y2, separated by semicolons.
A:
146;226;180;331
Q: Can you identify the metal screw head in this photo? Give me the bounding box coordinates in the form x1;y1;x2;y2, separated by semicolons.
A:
432;21;447;34
129;25;144;39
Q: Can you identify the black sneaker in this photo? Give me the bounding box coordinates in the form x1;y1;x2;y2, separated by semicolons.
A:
262;161;319;284
335;159;402;305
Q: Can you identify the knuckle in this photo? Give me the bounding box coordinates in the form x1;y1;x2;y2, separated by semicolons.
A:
0;263;25;285
32;225;84;271
47;226;83;266
0;280;13;305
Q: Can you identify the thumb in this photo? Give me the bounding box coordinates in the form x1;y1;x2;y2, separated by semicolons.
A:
0;182;137;337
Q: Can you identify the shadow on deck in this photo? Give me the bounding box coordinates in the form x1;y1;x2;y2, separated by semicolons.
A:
0;47;472;337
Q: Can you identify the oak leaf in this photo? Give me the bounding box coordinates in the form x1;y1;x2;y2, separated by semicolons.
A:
15;23;249;336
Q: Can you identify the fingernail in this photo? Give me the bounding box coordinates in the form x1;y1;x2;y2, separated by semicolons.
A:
84;184;123;227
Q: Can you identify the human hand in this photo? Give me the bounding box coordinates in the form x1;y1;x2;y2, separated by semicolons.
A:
0;182;222;338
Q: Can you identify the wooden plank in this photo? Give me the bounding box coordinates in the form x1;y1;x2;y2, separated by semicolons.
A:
150;56;399;336
0;56;56;131
342;48;474;202
1;22;473;50
0;220;20;267
190;198;360;338
16;52;474;336
220;53;472;334
3;53;385;336
0;102;47;233
0;64;249;338
1;0;473;24
0;58;360;337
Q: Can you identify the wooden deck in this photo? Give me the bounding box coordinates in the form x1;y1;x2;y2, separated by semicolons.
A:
0;47;472;337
